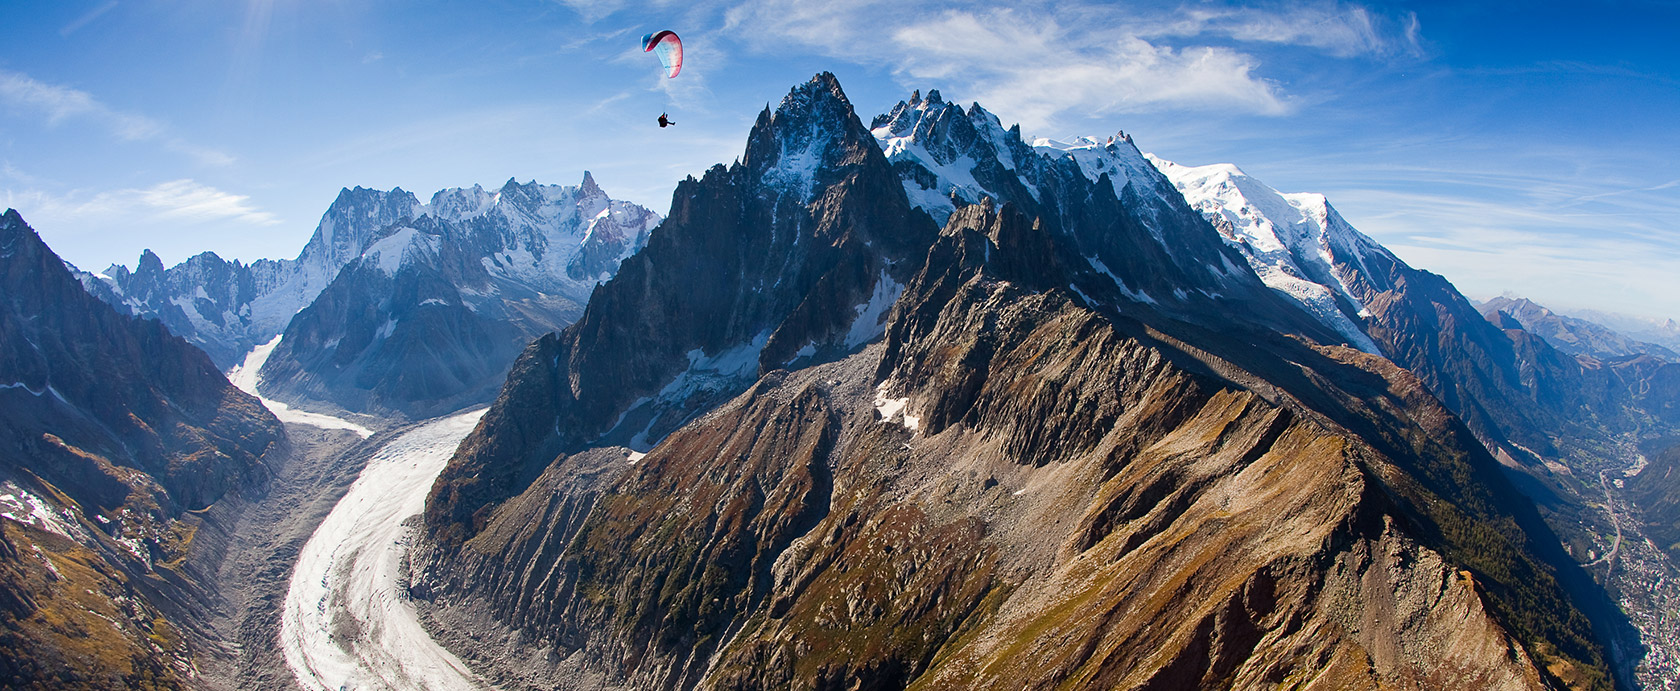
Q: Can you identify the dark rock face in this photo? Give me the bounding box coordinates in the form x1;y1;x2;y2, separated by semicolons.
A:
1;210;281;512
0;209;283;686
425;73;939;546
419;197;1612;690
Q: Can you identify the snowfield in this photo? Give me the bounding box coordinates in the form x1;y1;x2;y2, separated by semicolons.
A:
281;408;491;691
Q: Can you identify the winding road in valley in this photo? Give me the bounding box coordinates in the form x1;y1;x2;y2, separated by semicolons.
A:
280;408;492;691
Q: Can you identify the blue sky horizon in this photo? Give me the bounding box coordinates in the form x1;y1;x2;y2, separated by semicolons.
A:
3;0;1677;323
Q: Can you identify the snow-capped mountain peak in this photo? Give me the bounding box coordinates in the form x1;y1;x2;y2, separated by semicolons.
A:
744;72;874;203
1146;154;1385;353
423;183;499;222
871;92;1037;222
359;225;440;276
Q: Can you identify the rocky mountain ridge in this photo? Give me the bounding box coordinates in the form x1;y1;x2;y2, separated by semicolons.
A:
80;174;655;363
415;74;1622;690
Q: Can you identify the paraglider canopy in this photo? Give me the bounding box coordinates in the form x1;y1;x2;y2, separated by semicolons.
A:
642;30;683;79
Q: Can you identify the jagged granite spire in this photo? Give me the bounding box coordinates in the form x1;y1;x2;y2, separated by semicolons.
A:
425;73;939;545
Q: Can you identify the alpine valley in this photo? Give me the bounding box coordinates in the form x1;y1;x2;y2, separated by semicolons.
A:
3;73;1676;691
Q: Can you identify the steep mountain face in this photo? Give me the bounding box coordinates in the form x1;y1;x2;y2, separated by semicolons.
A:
1147;157;1385;353
1481;296;1678;362
84;186;424;369
424;73;939;545
0;209;284;687
254;174;660;418
416;76;1618;690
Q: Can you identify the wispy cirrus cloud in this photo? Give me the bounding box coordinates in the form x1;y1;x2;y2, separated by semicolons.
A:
60;0;120;37
7;179;280;228
0;69;233;167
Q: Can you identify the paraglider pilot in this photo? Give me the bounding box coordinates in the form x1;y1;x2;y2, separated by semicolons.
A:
658;113;675;128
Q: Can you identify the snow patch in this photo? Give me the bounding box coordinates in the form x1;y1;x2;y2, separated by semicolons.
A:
621;333;772;451
1087;257;1156;304
362;227;439;276
873;382;919;431
845;271;904;349
0;482;82;540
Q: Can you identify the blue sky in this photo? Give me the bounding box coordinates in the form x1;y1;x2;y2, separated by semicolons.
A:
2;0;1677;322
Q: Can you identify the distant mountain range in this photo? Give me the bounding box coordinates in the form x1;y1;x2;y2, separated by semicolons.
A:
79;172;659;418
1481;295;1678;362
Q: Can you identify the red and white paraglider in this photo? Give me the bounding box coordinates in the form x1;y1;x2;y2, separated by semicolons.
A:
642;30;683;79
643;30;683;128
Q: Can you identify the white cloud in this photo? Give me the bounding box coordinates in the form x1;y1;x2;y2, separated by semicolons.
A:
0;69;233;166
888;11;1289;126
0;69;161;139
7;179;279;228
1141;3;1420;58
716;0;1417;128
133;180;280;225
